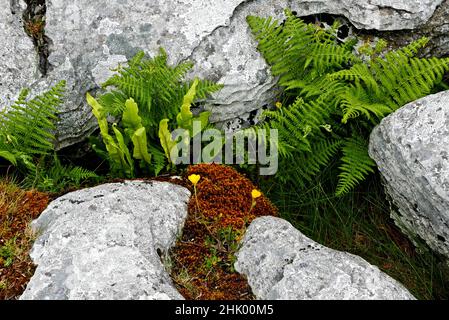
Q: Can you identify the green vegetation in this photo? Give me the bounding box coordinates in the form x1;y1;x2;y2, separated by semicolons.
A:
246;10;449;195
204;226;242;274
241;10;449;299
0;81;98;193
87;49;222;177
0;238;17;268
257;164;449;300
1;10;449;300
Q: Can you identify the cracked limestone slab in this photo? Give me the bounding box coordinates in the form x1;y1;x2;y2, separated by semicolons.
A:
292;0;443;30
0;0;39;111
42;0;445;146
20;181;190;300
369;90;449;262
235;217;415;300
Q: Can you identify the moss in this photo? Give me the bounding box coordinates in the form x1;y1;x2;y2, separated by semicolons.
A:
169;164;277;300
0;180;49;300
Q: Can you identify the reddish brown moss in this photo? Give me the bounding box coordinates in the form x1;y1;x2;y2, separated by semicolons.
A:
169;164;278;300
0;181;49;300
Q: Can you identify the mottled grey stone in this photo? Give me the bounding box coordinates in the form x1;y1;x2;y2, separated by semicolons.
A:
3;0;447;147
235;217;415;300
293;0;443;30
369;90;449;261
26;58;99;150
41;0;447;145
20;181;190;300
0;0;38;110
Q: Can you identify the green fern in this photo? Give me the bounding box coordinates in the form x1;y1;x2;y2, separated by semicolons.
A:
100;48;222;136
0;81;65;169
0;81;65;162
279;139;344;188
336;136;375;196
247;10;449;195
0;81;99;192
89;49;223;177
23;155;99;192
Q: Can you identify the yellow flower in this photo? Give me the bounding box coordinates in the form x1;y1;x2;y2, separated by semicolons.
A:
188;174;201;186
275;101;282;109
251;189;262;199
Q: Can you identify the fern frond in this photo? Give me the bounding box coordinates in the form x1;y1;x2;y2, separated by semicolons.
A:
282;139;343;187
305;42;356;74
340;84;392;124
0;81;65;158
22;154;99;192
246;14;290;67
328;63;379;94
387;37;429;59
65;166;99;185
148;144;167;176
391;57;449;107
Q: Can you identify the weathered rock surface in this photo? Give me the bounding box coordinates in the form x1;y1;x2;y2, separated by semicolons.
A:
20;181;190;300
2;0;448;148
296;0;443;30
235;217;415;300
0;0;38;110
369;90;449;261
376;0;449;58
42;0;447;140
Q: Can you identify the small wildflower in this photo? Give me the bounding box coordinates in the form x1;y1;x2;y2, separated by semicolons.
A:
189;174;202;214
275;101;282;109
188;174;201;186
248;189;262;216
251;189;262;199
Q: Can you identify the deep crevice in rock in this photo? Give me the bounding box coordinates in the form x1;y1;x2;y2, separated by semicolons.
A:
22;0;51;76
182;0;253;64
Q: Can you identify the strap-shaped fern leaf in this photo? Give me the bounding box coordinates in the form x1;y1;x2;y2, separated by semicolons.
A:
101;49;222;137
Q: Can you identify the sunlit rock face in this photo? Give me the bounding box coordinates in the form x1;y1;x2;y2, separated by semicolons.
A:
235;216;415;300
370;90;449;263
20;181;190;300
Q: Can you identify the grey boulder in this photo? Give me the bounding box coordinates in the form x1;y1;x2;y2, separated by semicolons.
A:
235;216;415;300
20;181;190;300
369;90;449;261
0;0;38;109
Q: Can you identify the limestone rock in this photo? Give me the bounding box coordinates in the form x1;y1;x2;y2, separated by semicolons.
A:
3;1;447;148
369;90;449;261
42;0;447;146
20;181;190;300
0;0;38;110
235;216;415;300
295;0;443;31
